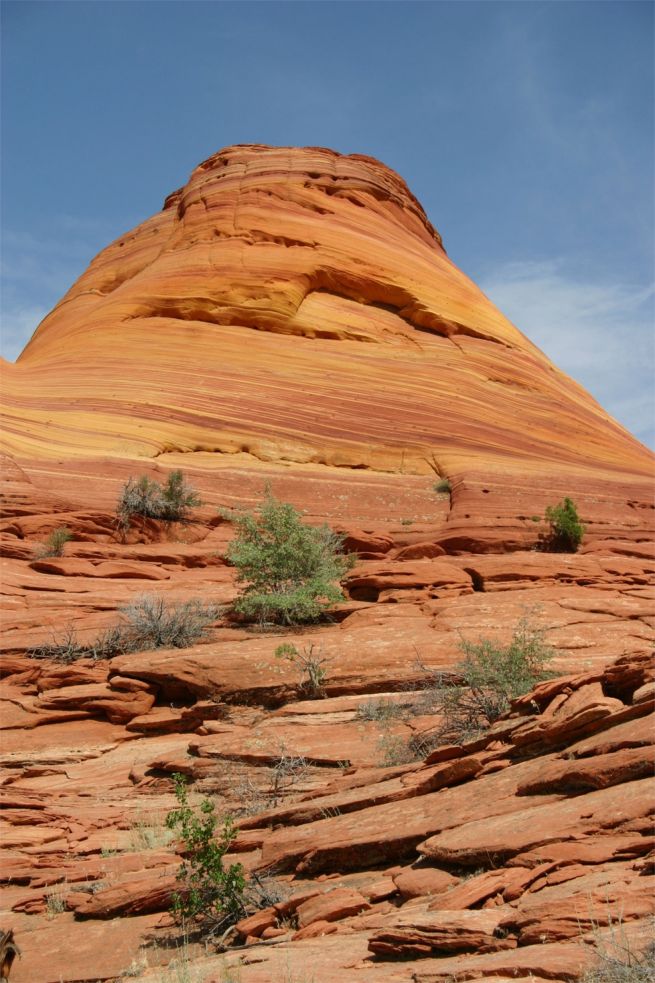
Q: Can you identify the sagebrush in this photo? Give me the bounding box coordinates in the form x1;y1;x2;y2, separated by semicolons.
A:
118;470;201;529
29;595;218;662
34;526;72;559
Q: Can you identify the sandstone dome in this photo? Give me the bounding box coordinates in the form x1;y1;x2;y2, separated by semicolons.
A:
2;143;651;482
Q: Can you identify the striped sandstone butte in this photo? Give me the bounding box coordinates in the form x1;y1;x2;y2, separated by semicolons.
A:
0;146;653;982
2;144;651;481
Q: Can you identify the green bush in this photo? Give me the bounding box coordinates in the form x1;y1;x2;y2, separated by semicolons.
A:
165;774;246;936
543;496;585;552
225;490;352;625
34;527;72;559
416;618;555;746
117;470;201;529
434;478;451;495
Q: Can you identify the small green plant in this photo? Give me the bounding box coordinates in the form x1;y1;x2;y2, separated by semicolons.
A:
543;496;586;552
165;773;247;937
275;642;330;696
28;596;218;663
414;617;555;746
225;489;352;625
118;470;202;529
400;517;413;526
44;882;67;918
434;478;451;494
34;526;73;559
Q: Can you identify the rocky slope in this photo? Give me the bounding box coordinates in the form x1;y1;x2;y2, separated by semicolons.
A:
0;145;653;982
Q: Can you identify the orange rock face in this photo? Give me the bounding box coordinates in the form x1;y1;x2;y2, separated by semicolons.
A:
1;146;654;983
2;144;652;483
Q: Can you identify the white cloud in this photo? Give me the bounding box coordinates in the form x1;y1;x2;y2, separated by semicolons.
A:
479;259;655;449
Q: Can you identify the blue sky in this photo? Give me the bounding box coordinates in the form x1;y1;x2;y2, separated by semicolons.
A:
2;0;653;447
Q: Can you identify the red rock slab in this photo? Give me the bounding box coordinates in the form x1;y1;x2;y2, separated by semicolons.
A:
126;700;223;734
269;690;418;717
507;834;655;869
392;866;459;900
338;529;395;556
583;539;655;560
292;918;339;940
418;778;654;867
5;731;192;795
8;911;163;983
235;906;278;938
235;772;415;833
369;907;514;957
0;689;94;729
428;865;553;910
209;932;425;982
28;557;169;580
36;682;156;724
560;714;654;758
410;938;596;981
497;862;655;944
295;886;371;927
516;745;655;794
190;716;411;768
109;610;455;704
36;662;109;692
344;558;472;600
365;877;398;903
258;757;564;874
73;868;179;918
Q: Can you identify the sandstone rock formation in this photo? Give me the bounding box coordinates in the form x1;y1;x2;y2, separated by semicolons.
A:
0;146;653;982
2;145;652;484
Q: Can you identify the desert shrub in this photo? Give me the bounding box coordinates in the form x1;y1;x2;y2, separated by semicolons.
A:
434;478;451;494
166;773;246;937
377;732;415;767
275;642;330;696
414;617;555;746
356;697;408;722
34;526;72;559
120;595;219;650
582;937;655;982
229;747;309;817
117;470;201;529
224;490;352;625
542;496;586;552
27;624;110;664
28;596;218;662
267;746;309;808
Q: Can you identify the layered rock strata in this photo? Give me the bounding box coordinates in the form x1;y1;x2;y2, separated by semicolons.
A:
1;145;652;484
